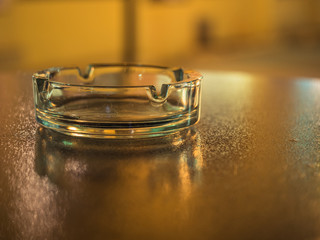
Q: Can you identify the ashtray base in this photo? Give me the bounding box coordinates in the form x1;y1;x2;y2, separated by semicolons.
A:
36;108;200;139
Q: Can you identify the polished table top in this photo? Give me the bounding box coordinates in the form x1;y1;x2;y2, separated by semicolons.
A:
1;71;320;239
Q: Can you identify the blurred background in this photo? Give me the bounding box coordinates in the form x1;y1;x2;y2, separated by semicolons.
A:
0;0;319;76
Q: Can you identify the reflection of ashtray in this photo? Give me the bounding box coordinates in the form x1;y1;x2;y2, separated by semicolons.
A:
33;64;202;138
35;127;202;187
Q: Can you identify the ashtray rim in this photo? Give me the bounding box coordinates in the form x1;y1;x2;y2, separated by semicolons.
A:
32;63;203;89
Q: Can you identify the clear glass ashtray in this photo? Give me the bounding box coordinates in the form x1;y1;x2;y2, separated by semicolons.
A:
32;64;202;139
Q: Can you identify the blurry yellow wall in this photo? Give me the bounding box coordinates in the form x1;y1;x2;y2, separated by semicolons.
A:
136;0;279;63
275;0;320;45
0;0;319;70
200;0;277;46
137;0;199;63
0;0;123;70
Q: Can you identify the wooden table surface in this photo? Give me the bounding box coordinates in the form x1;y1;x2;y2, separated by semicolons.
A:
1;70;320;240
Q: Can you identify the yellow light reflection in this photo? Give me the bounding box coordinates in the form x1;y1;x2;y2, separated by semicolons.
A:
179;152;191;200
67;126;78;131
178;131;203;200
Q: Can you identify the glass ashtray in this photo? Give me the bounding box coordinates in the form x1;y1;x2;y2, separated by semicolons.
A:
32;64;202;138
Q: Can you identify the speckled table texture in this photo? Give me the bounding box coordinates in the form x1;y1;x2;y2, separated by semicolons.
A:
1;71;320;240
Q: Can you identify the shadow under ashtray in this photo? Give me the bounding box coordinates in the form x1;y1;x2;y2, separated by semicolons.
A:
34;127;204;187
